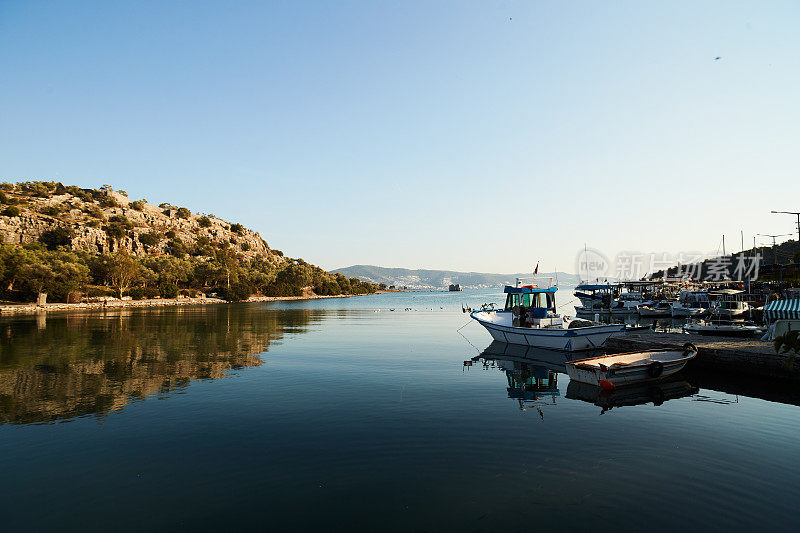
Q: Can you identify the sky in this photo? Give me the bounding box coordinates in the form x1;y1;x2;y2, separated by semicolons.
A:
1;0;799;275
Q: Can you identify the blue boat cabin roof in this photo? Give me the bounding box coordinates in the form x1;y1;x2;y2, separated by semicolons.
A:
575;284;611;291
504;285;558;294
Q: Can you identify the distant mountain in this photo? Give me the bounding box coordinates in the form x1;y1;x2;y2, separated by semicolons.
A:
331;265;581;290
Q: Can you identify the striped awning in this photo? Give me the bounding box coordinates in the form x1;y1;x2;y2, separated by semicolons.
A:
764;298;800;321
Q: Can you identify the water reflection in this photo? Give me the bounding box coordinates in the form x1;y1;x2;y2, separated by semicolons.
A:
566;379;698;414
0;305;321;425
470;341;698;414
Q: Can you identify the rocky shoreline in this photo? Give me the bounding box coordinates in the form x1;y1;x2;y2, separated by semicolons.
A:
0;293;363;316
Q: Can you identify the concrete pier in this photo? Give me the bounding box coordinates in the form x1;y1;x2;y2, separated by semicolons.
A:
607;331;800;382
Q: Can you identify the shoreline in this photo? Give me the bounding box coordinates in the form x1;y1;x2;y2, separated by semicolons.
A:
0;292;375;316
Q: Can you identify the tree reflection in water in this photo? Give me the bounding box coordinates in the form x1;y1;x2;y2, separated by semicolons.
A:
0;304;321;425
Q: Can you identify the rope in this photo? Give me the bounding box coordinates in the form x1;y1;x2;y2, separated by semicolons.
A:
557;297;579;310
456;319;481;353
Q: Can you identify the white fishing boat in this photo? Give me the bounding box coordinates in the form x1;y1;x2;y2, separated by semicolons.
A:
636;301;673;318
564;344;698;390
683;319;761;337
470;280;625;351
711;299;751;319
671;291;710;318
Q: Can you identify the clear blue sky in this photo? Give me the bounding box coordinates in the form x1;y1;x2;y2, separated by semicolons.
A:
1;1;799;274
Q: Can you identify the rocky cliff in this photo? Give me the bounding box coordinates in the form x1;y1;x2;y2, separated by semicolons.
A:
0;182;283;262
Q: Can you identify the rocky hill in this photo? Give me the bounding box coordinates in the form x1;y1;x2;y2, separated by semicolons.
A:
0;181;282;261
0;181;377;302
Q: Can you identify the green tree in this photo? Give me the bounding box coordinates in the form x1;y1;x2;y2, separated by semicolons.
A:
108;251;140;298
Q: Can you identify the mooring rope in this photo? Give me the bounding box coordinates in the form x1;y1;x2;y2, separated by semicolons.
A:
557;297;578;310
456;319;481;354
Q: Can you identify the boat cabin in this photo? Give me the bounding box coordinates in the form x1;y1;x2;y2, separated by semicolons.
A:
678;290;710;308
574;283;613;304
503;285;557;314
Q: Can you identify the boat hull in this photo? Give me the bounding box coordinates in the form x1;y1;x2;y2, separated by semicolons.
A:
470;311;625;351
566;359;690;387
683;324;760;336
565;348;697;388
637;309;671;318
576;306;637;316
671;306;706;318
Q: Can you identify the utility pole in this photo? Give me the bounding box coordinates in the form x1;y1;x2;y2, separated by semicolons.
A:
771;210;800;243
757;233;792;264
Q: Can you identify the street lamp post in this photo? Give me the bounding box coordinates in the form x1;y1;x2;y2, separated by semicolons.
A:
771;210;800;243
756;233;792;264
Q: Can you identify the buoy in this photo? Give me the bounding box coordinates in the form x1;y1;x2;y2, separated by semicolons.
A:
599;379;615;391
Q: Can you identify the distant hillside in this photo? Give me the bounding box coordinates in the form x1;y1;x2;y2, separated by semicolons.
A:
331;265;581;290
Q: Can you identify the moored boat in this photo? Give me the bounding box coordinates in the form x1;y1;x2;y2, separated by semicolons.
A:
636;301;673;318
470;279;625;351
564;344;698;390
683;319;761;337
671;290;710;318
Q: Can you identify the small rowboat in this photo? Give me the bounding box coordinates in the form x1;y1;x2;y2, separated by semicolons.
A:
564;344;698;390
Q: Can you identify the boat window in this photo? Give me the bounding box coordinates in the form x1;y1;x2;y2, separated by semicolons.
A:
505;293;521;310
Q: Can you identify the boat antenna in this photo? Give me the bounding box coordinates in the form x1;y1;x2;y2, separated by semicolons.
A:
584;243;588;282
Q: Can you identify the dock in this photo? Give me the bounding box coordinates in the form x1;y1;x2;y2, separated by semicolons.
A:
607;331;800;382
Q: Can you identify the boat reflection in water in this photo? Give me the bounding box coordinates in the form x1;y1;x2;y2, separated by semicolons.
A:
566;378;698;415
467;341;593;414
469;341;697;414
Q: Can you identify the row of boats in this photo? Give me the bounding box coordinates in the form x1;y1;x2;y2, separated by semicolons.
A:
574;282;753;319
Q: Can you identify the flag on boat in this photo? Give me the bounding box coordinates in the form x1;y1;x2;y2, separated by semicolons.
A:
534;263;538;275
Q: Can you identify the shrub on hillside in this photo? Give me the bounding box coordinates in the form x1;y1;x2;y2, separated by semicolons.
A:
230;223;244;235
198;216;212;228
176;207;191;219
216;282;252;302
160;283;179;299
126;286;146;300
39;227;74;250
130;200;146;211
167;238;189;257
109;214;133;229
104;224;126;240
2;206;20;217
84;205;104;219
99;195;118;208
144;286;161;299
138;232;162;246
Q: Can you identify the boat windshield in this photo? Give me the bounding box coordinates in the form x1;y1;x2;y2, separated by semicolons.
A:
505;292;555;311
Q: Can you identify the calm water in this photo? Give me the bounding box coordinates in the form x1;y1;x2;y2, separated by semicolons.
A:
1;289;798;531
